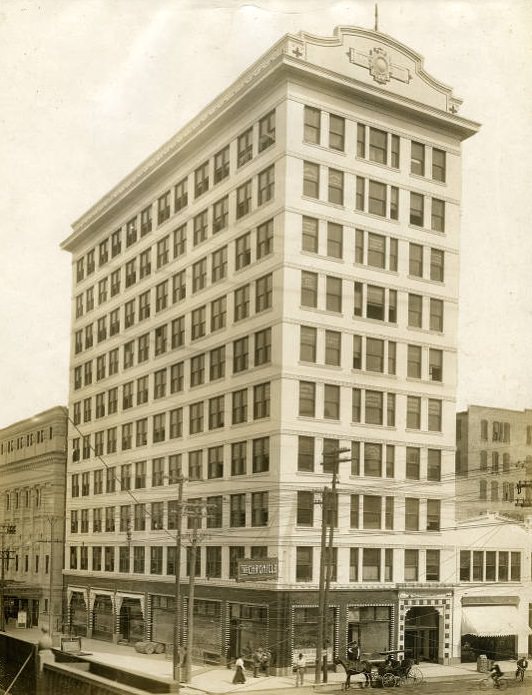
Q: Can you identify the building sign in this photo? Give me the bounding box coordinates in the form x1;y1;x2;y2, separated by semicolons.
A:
237;557;278;582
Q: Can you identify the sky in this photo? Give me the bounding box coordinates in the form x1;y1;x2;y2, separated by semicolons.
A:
0;0;531;429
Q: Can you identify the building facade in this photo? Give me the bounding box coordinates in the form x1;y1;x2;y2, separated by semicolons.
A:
456;405;532;521
0;407;68;631
60;26;487;667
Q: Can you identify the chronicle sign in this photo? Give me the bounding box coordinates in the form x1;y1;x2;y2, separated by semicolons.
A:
237;557;278;582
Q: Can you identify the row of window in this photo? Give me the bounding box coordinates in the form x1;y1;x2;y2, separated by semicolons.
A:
73;275;273;388
4;553;50;575
75;268;273;355
300;271;445;331
478;479;517;502
298;382;444;431
303;218;445;283
67;542;445;583
70;491;269;534
479;419;511;443
4;488;41;511
72;328;271;424
74;217;273;329
71;386;271;461
459;550;521;582
303;162;446;232
75;111;276;284
1;427;53;455
300;326;443;381
303;105;447;183
297;436;443;480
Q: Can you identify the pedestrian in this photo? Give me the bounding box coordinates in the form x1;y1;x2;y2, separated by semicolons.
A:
515;656;528;681
253;647;263;677
294;652;306;687
261;648;271;676
232;656;246;684
347;640;360;662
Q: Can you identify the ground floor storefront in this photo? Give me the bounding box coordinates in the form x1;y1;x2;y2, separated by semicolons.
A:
64;577;457;671
3;585;43;629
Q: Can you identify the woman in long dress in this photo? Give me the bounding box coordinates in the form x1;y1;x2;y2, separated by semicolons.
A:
233;656;246;684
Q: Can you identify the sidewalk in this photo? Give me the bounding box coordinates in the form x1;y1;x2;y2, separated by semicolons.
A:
4;627;520;694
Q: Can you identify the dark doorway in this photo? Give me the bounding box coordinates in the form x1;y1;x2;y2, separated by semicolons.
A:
119;598;144;643
405;607;439;662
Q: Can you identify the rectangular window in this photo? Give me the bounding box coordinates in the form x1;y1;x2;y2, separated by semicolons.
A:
408;294;423;328
362;548;380;581
432;148;446;182
404;549;419;581
157;190;171;225
188;450;203;481
194;161;209;197
328;168;344;205
209;346;225;381
299;381;315;417
298;436;314;472
365;390;383;425
233;337;249;373
405;498;419;531
208;445;224;478
407;396;421;429
252;437;269;473
234;285;250;322
212;196;229;234
208;395;225;430
155;281;168;312
429;349;443;381
210;297;226;332
368;180;386;217
410;192;424;226
329;114;345;151
304;106;320;144
431;198;445;232
192;258;207;293
302;216;318;253
411;142;425;176
363;495;381;529
230;494;246;527
193;209;208;246
296;547;313;582
236;180;252;218
254;328;271;366
428;399;442;432
324;384;340;420
173;224;187;258
430;248;445;281
326;276;342;312
237;127;253;167
191;306;206;340
366;338;384;372
303;161;320;198
255;273;272;312
427;499;441;531
189;402;204;435
259;109;275;151
427;449;442;481
258;165;275;206
325;330;341;366
369;128;387;164
251;491;268;527
253;382;270;419
140;205;152;236
231;441;247;476
327;222;342;258
256;219;273;259
214;146;229;184
409;243;424;277
174;177;188;211
297;491;314;526
169;408;183;439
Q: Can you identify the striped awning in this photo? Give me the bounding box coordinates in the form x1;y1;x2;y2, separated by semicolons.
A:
462;606;531;637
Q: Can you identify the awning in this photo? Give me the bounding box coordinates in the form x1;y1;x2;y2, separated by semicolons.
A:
462;606;531;637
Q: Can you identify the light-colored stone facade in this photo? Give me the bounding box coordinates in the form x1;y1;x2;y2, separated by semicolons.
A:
59;26;532;668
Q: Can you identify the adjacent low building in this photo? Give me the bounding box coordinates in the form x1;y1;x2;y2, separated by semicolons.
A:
0;407;68;631
456;405;532;520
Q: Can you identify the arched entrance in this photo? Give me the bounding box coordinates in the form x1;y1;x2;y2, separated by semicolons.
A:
119;597;144;643
404;607;439;662
70;592;87;636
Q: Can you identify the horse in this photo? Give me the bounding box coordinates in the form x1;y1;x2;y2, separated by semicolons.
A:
334;657;373;689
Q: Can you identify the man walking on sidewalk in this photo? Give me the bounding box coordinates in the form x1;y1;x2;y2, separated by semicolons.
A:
294;653;306;687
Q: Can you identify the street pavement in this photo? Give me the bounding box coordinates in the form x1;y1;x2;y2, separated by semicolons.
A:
4;626;524;694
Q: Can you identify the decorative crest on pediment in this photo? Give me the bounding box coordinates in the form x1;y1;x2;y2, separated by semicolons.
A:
348;46;411;85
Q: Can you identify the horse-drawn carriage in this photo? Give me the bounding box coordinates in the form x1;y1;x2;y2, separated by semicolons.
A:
335;649;424;689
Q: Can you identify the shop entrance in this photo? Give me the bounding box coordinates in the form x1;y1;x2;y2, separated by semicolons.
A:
70;592;87;636
92;595;113;641
119;598;144;643
404;607;439;662
461;634;516;662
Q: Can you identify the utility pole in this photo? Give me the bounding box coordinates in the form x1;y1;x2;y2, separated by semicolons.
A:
317;447;351;683
173;474;184;686
46;516;60;634
314;487;329;685
184;505;201;683
0;524;16;632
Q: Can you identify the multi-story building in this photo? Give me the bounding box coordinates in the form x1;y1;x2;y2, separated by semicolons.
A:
456;405;532;520
60;25;485;666
0;406;68;630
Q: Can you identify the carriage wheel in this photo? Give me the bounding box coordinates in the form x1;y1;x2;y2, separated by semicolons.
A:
405;666;423;686
382;673;396;688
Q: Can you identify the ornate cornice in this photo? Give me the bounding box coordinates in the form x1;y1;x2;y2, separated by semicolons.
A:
62;26;478;252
